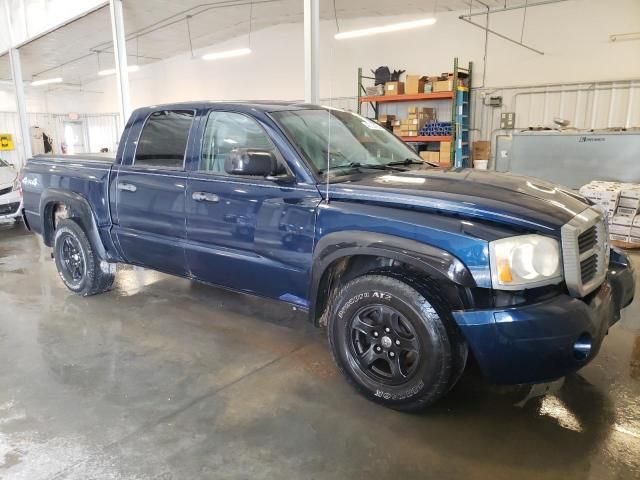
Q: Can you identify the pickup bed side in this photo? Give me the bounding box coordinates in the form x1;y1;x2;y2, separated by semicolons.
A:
23;155;123;262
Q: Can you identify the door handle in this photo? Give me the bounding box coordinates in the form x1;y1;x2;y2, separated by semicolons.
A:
117;182;137;192
192;191;220;203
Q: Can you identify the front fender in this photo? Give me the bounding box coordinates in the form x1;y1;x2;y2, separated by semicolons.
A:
308;230;476;321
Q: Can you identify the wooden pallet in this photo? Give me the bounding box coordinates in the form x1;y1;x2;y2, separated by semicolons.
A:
611;240;640;250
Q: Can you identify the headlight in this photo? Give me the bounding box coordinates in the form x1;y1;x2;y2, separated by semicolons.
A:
489;234;563;289
12;173;22;193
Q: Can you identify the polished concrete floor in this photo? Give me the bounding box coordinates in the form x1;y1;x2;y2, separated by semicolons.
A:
0;220;639;480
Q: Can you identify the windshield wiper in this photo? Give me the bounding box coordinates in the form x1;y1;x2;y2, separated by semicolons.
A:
340;162;407;172
388;158;437;168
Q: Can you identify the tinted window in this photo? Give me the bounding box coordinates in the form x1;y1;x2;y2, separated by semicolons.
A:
134;110;194;169
200;111;283;176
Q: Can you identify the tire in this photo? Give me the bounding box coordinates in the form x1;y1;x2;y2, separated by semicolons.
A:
328;274;464;412
53;218;115;296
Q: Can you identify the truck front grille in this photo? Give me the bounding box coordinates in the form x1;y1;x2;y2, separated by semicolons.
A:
561;207;608;298
580;254;598;283
578;225;597;254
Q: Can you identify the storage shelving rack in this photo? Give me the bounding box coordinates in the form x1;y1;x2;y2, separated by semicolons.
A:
357;58;472;167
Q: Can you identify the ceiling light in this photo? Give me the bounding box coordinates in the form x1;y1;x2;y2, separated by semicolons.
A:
31;77;63;86
98;65;140;76
202;47;251;61
335;18;436;40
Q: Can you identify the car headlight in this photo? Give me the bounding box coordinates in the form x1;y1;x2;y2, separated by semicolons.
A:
489;234;563;289
12;173;22;193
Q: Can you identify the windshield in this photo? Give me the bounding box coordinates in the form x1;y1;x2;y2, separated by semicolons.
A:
271;108;426;177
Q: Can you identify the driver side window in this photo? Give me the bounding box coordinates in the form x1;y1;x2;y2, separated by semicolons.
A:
200;111;284;176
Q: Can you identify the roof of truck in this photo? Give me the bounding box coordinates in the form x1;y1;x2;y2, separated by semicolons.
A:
134;101;326;113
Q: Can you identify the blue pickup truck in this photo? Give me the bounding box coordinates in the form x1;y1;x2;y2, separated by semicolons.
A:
21;102;635;411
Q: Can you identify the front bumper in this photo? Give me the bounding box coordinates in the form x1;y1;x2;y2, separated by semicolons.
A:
0;188;22;219
453;259;635;385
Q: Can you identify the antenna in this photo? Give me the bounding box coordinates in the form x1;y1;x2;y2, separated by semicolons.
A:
326;108;331;203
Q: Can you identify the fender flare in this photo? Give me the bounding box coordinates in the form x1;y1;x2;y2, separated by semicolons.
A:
309;230;476;320
39;188;108;260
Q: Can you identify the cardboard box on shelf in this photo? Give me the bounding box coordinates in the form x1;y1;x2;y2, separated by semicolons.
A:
439;141;451;159
378;114;396;123
385;81;404;95
405;75;428;95
433;79;453;92
420;151;440;163
473;140;491;160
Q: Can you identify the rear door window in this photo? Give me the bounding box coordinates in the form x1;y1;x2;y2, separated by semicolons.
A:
134;110;195;169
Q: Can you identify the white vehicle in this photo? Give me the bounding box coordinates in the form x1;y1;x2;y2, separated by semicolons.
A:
0;158;22;222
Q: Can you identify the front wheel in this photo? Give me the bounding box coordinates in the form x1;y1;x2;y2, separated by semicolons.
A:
328;275;464;411
53;218;115;296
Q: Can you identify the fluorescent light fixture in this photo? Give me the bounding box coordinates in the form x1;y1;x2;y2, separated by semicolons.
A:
98;65;140;76
31;77;63;86
335;18;436;40
202;47;251;61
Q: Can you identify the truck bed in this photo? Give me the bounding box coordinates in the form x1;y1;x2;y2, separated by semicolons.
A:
23;153;116;237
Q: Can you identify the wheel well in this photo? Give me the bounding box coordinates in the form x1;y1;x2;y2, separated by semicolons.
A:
313;254;471;327
43;202;85;246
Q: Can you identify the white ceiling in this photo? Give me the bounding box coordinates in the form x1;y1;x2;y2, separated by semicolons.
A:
0;0;508;87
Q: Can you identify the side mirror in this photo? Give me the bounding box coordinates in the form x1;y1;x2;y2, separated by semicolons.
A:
225;148;277;177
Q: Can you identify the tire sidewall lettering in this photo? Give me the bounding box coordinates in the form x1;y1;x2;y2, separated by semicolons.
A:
337;291;392;319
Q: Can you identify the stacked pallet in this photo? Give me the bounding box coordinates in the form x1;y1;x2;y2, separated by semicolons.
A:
579;181;640;248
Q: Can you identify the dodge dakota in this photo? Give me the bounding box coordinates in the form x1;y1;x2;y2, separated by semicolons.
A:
21;102;635;411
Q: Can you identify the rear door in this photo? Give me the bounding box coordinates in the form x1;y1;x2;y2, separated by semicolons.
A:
184;110;321;306
112;109;196;275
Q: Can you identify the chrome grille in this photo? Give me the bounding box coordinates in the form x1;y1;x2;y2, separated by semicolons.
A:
561;207;609;298
578;226;597;254
580;254;597;283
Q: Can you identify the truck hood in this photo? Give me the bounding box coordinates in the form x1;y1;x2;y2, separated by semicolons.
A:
324;168;589;234
0;166;17;187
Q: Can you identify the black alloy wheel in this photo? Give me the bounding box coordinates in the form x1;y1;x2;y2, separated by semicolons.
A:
59;234;86;285
349;304;421;385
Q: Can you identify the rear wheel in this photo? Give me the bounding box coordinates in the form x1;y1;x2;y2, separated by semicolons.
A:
328;274;465;411
53;218;115;296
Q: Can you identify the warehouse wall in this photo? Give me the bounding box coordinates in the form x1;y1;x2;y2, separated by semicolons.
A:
0;111;120;167
40;0;640;115
0;0;637;167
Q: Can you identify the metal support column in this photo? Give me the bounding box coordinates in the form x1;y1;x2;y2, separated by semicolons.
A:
2;0;32;166
8;48;32;166
109;0;131;130
303;0;319;104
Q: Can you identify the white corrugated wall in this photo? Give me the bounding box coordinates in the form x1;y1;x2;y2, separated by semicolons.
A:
471;79;640;147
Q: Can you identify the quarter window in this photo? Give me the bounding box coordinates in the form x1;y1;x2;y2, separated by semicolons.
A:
134;110;194;169
200;111;284;176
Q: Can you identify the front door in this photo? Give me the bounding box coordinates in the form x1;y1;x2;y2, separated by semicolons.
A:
112;109;195;275
185;110;321;306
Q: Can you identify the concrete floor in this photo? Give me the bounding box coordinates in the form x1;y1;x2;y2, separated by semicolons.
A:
0;221;639;480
